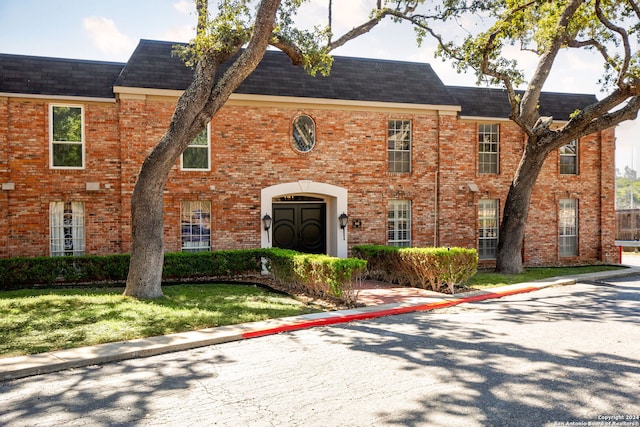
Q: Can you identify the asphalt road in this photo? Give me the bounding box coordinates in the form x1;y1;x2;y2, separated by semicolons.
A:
1;277;639;427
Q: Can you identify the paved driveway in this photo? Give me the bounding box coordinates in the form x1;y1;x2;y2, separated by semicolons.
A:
1;278;639;426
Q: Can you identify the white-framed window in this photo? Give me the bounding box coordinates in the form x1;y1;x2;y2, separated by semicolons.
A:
478;123;499;174
388;120;411;173
388;199;411;247
560;139;578;175
559;198;578;257
50;104;84;169
181;125;210;170
478;199;499;260
181;201;211;252
50;201;85;256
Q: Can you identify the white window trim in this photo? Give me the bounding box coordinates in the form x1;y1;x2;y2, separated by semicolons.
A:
181;200;212;252
49;104;85;170
388;199;412;247
181;123;211;171
559;198;578;257
559;139;579;175
50;201;85;257
388;119;412;174
478;199;499;260
478;123;499;175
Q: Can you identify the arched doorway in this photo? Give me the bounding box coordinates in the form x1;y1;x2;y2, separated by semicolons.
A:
260;181;348;258
272;196;326;254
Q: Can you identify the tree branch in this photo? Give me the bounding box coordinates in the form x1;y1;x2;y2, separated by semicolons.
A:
595;0;632;88
520;0;583;127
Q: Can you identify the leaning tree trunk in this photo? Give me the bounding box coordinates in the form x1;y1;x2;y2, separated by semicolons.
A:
495;141;551;274
122;155;172;298
122;0;282;299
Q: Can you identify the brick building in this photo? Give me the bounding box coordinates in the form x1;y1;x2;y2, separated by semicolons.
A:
0;39;617;266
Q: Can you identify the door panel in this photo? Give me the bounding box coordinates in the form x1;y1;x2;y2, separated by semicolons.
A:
273;203;326;254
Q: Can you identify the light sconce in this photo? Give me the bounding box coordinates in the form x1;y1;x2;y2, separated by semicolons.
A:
262;213;272;242
339;212;348;240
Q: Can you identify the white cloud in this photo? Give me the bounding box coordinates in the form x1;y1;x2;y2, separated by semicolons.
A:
164;25;196;43
83;16;135;58
173;0;195;15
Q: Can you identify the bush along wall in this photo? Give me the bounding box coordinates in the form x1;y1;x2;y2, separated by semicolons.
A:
260;248;367;307
352;245;478;293
0;249;368;306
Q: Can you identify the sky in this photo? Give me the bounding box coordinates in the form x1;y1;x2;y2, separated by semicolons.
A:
0;0;637;172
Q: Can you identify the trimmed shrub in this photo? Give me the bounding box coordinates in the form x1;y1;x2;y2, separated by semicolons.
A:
353;245;478;293
261;249;367;306
0;249;367;306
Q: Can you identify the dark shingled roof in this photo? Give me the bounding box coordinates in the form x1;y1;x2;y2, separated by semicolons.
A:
1;39;599;121
449;86;598;121
0;54;124;99
115;39;458;106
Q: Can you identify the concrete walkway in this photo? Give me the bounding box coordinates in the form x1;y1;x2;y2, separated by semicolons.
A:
2;266;639;382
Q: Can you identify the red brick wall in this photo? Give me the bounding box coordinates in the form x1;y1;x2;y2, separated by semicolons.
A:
1;98;122;257
0;93;618;266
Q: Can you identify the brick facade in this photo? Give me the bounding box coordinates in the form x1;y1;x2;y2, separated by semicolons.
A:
0;45;618;267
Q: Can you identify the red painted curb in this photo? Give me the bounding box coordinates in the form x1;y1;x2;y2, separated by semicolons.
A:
241;285;542;339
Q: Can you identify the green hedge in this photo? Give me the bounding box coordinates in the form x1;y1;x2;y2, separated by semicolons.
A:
260;248;367;306
0;249;367;306
352;245;477;293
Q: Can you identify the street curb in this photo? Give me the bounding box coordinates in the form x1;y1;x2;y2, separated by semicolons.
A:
2;267;639;382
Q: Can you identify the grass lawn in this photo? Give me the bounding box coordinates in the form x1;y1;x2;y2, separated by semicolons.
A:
1;264;625;357
466;265;623;289
0;283;321;358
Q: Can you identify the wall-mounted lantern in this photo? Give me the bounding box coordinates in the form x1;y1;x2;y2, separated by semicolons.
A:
339;212;348;240
262;213;272;242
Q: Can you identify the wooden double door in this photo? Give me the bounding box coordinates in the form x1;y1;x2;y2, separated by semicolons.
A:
272;202;326;254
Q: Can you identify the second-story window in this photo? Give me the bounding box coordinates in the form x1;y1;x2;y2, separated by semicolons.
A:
50;105;84;169
182;125;210;170
478;123;499;174
560;139;578;175
388;120;411;173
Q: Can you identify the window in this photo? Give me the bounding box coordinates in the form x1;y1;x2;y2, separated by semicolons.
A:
181;201;211;252
559;198;578;257
478;199;499;259
388;200;411;247
560;140;578;175
50;202;85;256
292;115;316;153
182;126;210;170
478;123;499;174
388;120;411;173
50;105;84;168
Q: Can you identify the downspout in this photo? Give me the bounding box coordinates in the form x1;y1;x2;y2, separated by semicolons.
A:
434;112;441;247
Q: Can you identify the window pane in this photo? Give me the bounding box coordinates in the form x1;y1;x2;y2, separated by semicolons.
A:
478;199;499;259
52;143;83;167
559;199;577;257
182;127;210;169
559;140;578;175
478;124;499;174
388;120;411;173
50;201;85;256
292;115;316;152
181;201;211;252
52;106;82;142
388;200;411;247
183;147;208;169
190;129;208;146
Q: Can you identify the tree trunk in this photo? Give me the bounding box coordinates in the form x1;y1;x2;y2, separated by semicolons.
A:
122;0;282;299
122;157;169;298
495;141;550;274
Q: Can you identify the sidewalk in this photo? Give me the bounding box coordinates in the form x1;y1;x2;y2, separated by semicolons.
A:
2;266;639;382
